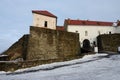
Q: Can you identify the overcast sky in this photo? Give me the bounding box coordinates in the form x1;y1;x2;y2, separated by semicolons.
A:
0;0;120;53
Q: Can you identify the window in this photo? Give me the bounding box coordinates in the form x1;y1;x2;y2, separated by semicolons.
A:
85;31;88;36
109;31;111;34
44;21;47;27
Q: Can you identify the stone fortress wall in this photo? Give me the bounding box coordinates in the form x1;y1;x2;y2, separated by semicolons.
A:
97;34;120;52
0;26;80;71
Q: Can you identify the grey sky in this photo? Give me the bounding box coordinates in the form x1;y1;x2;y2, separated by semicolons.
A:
0;0;120;53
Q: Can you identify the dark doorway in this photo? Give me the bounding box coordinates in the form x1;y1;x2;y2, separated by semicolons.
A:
83;39;90;49
81;39;92;53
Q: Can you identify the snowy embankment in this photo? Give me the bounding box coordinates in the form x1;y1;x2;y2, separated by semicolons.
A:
1;53;120;80
1;53;108;75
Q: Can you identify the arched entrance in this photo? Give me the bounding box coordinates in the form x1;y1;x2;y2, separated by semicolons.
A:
83;39;90;49
82;39;92;53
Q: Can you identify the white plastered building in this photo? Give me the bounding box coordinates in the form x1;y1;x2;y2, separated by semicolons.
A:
64;19;120;47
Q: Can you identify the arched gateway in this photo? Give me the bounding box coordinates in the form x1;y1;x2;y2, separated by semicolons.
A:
83;39;90;49
82;39;92;53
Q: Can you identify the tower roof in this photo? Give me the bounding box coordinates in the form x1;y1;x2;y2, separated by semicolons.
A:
32;10;57;18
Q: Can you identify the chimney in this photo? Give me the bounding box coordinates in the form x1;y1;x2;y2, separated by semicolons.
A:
67;18;70;24
87;19;89;21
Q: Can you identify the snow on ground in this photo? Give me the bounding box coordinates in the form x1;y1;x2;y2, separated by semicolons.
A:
0;53;120;80
7;53;108;74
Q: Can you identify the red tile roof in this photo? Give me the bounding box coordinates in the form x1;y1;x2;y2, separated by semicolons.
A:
65;19;113;26
56;26;64;31
32;10;57;18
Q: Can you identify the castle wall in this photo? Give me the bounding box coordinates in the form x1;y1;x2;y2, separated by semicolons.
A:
1;27;80;71
26;27;80;60
97;34;120;52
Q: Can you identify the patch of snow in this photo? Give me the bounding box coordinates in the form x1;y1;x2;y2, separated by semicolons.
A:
82;53;108;59
0;55;8;57
1;53;120;80
109;54;120;60
13;53;108;73
0;61;18;63
1;53;108;74
0;71;6;75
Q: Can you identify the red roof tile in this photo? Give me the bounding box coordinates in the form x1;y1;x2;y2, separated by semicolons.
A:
65;19;113;26
32;10;57;18
56;26;64;31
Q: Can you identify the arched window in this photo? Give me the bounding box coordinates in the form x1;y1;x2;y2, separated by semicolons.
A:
85;31;88;36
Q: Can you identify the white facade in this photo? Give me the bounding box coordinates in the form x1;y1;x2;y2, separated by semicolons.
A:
115;26;120;33
32;10;120;47
67;25;119;47
32;12;57;30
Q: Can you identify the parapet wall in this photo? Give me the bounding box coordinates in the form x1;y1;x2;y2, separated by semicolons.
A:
97;34;120;52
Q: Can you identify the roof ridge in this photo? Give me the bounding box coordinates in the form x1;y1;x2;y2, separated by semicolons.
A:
32;10;57;18
65;19;113;26
66;19;113;23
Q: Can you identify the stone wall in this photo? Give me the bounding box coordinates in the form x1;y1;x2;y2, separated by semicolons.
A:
1;26;80;71
26;27;80;60
97;34;120;52
3;35;29;60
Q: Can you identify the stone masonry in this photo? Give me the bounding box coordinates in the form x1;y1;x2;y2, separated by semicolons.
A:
1;26;80;71
97;34;120;52
26;26;80;60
